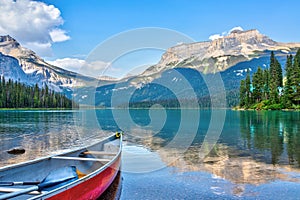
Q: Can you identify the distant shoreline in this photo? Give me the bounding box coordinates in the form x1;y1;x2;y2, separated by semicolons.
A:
232;106;300;111
0;108;77;111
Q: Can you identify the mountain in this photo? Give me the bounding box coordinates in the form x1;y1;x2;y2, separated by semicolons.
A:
0;52;28;82
1;30;299;108
143;29;300;76
91;29;300;108
0;35;95;93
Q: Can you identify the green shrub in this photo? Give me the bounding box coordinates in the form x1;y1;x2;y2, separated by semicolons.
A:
266;103;282;110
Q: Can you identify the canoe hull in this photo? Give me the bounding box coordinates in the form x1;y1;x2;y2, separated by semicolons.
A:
47;154;121;200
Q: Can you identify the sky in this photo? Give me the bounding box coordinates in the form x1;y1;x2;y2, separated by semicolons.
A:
0;0;300;78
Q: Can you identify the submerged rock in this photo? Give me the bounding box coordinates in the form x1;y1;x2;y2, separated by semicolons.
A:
7;147;25;155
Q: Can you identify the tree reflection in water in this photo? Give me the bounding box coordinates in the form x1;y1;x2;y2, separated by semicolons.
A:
240;111;300;167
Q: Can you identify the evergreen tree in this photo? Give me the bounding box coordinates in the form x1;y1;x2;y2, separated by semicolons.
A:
269;51;283;88
276;59;283;87
263;69;270;100
252;67;264;103
239;80;246;107
245;70;251;108
33;84;39;108
282;55;293;108
269;79;279;104
45;84;49;108
269;51;282;104
269;51;276;79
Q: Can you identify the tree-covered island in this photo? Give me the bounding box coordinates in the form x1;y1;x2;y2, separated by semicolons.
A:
239;49;300;110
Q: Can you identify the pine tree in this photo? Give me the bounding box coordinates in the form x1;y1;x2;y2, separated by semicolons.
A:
276;59;283;87
263;69;270;100
270;80;279;104
269;51;282;104
270;51;276;76
239;80;246;107
33;84;39;108
45;85;49;108
269;51;283;88
6;79;12;108
282;55;293;108
245;70;251;108
252;67;264;103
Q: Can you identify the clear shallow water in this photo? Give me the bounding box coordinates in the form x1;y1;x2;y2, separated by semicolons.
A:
0;110;112;166
0;109;300;199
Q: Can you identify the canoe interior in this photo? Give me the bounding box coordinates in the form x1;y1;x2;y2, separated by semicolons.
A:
0;134;121;200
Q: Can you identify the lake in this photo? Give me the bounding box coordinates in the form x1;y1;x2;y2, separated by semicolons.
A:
0;109;300;199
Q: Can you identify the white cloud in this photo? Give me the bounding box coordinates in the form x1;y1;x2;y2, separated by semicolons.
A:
0;0;70;56
50;29;70;42
208;26;244;41
81;60;126;78
81;60;113;77
48;58;85;72
48;58;118;78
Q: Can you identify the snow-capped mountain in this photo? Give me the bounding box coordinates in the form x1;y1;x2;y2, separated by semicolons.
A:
0;35;95;93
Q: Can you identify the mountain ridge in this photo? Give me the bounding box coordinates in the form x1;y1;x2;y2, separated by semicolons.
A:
141;29;300;77
0;35;95;92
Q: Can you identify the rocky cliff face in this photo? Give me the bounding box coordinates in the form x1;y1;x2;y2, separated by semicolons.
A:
142;29;300;76
0;35;94;92
0;52;28;82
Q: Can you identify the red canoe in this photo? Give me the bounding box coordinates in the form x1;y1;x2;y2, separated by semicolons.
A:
0;133;122;200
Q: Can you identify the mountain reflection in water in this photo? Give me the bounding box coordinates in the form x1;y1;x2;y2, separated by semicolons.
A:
124;110;300;187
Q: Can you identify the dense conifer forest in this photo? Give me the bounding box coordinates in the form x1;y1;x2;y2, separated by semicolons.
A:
0;77;75;109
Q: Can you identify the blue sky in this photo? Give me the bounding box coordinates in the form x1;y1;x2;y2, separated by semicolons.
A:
0;0;300;77
45;0;300;57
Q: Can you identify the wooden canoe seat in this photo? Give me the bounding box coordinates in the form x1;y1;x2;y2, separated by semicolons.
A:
82;151;116;156
52;156;111;163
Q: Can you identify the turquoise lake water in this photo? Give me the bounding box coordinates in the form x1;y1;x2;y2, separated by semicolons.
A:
0;109;300;199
